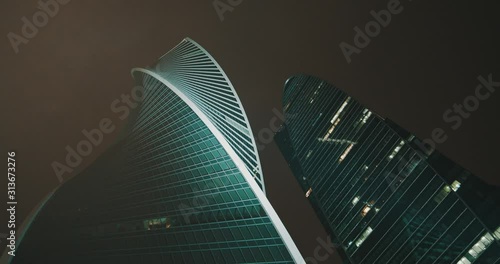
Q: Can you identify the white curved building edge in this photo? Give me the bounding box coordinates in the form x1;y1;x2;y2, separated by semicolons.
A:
132;38;304;264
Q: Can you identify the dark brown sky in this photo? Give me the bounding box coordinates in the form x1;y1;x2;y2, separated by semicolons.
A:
1;1;499;263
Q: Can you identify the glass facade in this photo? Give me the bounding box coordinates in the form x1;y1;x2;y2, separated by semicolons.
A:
275;75;500;264
10;39;303;264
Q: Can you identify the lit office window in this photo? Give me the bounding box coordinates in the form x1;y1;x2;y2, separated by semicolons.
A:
309;92;318;104
321;97;351;141
361;205;371;217
306;150;313;159
309;84;323;104
339;143;355;163
352;196;360;206
434;185;451;203
322;118;341;141
284;102;291;112
143;217;171;230
457;258;471;264
457;233;494;264
360;109;372;124
318;138;357;145
451;180;461;192
330;98;351;124
493;226;500;241
388;140;405;160
355;226;373;247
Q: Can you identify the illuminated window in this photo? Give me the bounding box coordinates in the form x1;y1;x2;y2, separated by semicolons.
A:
457;233;494;264
143;217;171;230
388;140;405;160
355;226;373;247
305;188;312;198
434;185;451;203
322;118;341;141
321;97;351;140
360;109;372;124
339;143;354;163
493;226;500;241
309;84;324;104
451;180;461;192
318;138;356;145
306;150;313;159
284;102;291;111
352;196;360;205
309;91;318;104
361;205;371;217
330;98;350;124
457;259;471;264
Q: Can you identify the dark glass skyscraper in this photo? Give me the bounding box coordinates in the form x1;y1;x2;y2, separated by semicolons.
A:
275;75;500;264
6;39;304;264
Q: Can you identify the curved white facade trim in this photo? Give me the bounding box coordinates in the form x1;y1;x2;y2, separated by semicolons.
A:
131;38;304;263
143;38;265;191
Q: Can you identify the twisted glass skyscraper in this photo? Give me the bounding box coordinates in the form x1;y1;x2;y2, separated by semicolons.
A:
275;75;500;264
8;39;303;264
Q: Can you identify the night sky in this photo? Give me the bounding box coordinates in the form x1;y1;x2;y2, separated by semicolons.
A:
1;1;499;263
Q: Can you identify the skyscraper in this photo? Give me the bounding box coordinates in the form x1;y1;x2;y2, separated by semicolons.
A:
7;39;304;264
275;74;500;264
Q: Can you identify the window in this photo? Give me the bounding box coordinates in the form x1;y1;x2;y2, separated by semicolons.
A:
493;226;500;240
330;97;351;124
360;109;372;124
306;150;313;159
451;180;461;192
321;97;351;141
322;118;341;141
434;185;451;203
361;205;371;217
355;226;373;247
339;143;355;163
352;196;360;206
305;188;312;198
457;233;494;264
143;217;172;230
388;140;405;160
